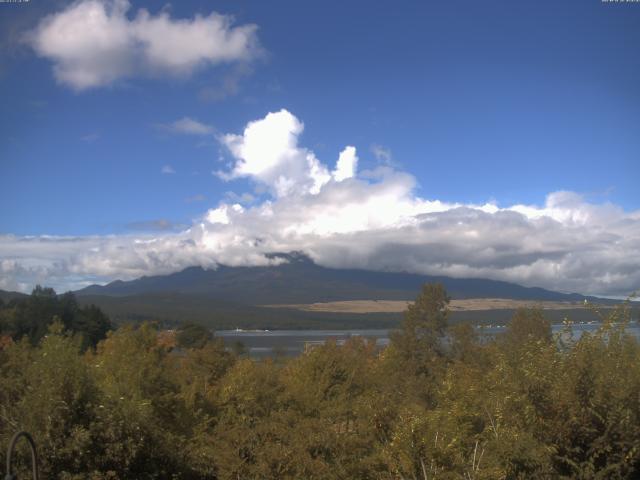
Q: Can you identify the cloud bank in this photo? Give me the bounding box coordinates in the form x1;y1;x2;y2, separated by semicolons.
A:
2;110;639;297
26;0;260;90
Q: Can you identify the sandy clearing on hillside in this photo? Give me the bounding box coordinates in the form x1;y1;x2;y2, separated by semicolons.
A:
263;299;591;314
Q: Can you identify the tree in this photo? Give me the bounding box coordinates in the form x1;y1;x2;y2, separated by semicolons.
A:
389;284;450;369
176;322;212;349
0;287;112;348
72;304;112;350
503;307;552;347
449;322;482;364
87;322;196;478
0;321;99;479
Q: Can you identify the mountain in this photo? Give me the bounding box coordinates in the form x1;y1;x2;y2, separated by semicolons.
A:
71;253;625;329
75;252;603;305
0;289;28;303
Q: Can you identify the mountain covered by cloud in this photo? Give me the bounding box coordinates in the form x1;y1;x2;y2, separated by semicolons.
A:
1;109;638;297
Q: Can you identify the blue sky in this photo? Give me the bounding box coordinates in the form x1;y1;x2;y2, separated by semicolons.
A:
1;0;639;296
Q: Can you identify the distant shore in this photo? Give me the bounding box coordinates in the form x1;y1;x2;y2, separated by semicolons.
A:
264;298;615;314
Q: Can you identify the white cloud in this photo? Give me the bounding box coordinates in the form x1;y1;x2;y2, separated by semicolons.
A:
1;110;639;297
160;117;214;136
206;203;244;225
217;109;356;197
332;146;358;182
161;165;175;174
27;0;260;90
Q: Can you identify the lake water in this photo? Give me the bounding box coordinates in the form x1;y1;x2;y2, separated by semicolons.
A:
216;323;640;358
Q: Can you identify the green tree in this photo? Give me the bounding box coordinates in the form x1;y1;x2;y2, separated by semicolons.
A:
86;323;197;478
0;287;112;348
547;308;640;478
449;322;481;364
503;307;552;347
386;283;450;403
176;321;212;349
0;322;99;479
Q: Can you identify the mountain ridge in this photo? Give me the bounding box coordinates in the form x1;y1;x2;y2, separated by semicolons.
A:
75;252;608;305
0;289;28;303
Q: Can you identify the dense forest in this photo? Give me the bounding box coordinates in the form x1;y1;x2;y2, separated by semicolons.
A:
1;285;639;479
0;286;112;349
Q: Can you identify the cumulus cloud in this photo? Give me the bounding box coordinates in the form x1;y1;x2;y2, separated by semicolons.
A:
217;109;357;197
332;146;358;182
26;0;260;90
1;109;639;297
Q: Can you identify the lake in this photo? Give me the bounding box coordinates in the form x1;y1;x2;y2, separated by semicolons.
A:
215;323;640;358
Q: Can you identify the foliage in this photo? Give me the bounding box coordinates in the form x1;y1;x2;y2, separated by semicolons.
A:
176;322;213;349
0;286;112;349
1;284;639;479
502;307;552;347
385;283;450;404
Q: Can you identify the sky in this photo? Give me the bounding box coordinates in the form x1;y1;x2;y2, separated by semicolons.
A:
0;0;639;297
